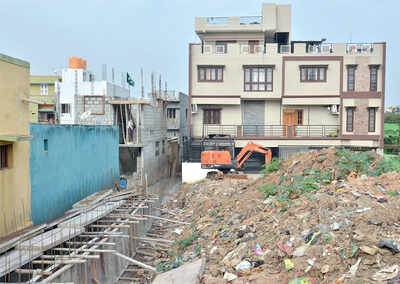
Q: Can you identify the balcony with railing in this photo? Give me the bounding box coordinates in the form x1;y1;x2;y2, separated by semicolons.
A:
196;42;382;57
201;124;339;138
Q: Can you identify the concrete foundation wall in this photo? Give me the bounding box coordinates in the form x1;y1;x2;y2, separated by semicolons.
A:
29;124;119;225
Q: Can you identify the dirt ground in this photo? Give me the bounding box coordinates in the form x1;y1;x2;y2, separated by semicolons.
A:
159;148;400;284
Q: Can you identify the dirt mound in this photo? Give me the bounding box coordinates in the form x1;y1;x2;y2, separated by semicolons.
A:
160;148;400;283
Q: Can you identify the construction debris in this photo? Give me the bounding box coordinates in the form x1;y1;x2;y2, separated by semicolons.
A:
159;147;400;283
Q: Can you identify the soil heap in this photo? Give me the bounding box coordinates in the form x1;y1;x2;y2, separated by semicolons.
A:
160;148;400;284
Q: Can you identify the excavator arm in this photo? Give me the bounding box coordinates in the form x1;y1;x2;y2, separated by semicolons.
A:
235;142;272;168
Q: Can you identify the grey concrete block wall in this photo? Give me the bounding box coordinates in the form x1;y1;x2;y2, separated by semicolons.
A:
75;95;115;125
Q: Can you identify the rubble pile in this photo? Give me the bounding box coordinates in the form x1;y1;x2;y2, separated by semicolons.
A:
161;148;400;283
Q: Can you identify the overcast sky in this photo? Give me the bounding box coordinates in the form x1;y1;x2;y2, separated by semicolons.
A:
1;0;398;106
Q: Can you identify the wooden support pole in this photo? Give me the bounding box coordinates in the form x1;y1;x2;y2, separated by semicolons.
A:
114;252;156;272
79;234;130;238
155;207;181;217
140;214;190;225
131;236;173;244
32;259;86;265
52;248;116;253
66;241;116;246
15;269;52;276
41;254;100;260
90;224;130;229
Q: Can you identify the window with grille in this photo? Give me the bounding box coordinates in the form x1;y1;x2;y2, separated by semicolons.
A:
155;141;160;156
167;108;176;119
198;66;223;82
300;66;327;82
368;108;376;132
346;107;355;132
203;109;221;124
297;110;303;125
347;66;356;91
244;66;273;91
40;84;48;95
370;66;378;91
0;145;9;169
61;104;71;114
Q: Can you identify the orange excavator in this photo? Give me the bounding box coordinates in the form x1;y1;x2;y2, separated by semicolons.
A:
201;142;272;173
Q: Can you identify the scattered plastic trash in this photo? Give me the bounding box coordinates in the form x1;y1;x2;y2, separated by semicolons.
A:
210;246;218;255
288;278;311;284
387;274;400;284
331;222;342;231
353;207;372;213
277;240;294;256
173;228;183;235
379;239;400;254
305;231;321;245
254;243;264;256
375;193;388;203
252;259;264;268
372;264;399;281
284;259;294;271
346;257;361;278
235;260;251;271
223;272;238;281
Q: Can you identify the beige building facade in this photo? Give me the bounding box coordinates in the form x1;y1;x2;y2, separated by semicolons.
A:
189;3;385;158
29;75;58;124
0;53;32;237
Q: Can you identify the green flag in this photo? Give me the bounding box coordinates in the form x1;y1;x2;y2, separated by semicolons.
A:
127;73;135;87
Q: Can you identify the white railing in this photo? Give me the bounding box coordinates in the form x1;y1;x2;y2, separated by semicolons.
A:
240;16;262;25
346;43;374;54
308;43;334;54
206;17;230;25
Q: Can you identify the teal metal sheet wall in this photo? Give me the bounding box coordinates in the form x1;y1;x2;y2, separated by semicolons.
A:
29;124;119;225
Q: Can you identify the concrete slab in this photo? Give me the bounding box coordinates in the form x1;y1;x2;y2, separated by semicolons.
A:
152;258;205;284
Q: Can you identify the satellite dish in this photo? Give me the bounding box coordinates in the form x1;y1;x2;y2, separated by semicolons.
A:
80;111;92;120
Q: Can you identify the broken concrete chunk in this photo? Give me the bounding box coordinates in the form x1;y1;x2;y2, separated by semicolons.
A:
372;264;399;281
359;245;378;256
152;258;206;284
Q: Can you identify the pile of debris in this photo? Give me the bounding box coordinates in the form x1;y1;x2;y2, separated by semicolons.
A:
160;148;400;283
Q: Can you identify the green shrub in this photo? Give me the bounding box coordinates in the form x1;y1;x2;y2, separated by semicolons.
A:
258;184;278;198
260;158;280;175
178;231;200;251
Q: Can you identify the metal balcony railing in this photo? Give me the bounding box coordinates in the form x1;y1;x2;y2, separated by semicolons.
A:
346;43;374;54
202;124;340;138
206;17;230;25
308;43;334;54
279;45;290;54
240;16;262;25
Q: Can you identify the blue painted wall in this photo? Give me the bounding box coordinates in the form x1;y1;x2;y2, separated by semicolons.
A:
30;124;119;225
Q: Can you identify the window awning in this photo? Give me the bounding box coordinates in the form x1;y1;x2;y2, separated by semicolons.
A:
38;109;55;112
0;134;33;142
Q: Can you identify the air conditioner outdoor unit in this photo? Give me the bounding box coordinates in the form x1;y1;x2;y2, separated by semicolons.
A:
191;103;198;114
329;104;340;114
